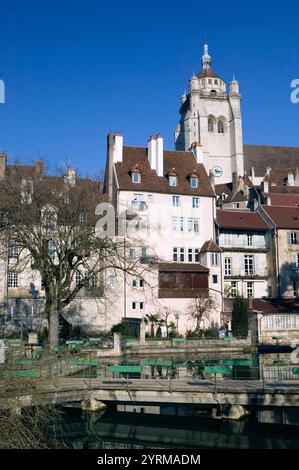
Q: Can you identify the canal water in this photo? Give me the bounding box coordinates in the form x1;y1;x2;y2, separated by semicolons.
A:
52;351;299;449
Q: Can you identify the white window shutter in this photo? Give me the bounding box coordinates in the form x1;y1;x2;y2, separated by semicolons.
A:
291;253;297;269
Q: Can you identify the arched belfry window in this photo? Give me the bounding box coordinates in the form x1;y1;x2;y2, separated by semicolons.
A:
210;90;217;97
218;120;224;134
208;118;214;132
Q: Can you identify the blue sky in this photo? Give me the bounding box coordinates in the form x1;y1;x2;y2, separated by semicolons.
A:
0;0;298;176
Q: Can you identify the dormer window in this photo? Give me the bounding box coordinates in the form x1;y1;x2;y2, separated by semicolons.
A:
190;177;198;189
130;165;142;184
169;176;177;187
167;168;179;187
132;172;141;184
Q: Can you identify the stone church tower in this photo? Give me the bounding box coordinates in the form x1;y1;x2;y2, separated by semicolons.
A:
174;44;244;184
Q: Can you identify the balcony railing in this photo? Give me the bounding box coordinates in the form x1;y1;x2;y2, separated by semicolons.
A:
224;269;268;278
219;241;267;250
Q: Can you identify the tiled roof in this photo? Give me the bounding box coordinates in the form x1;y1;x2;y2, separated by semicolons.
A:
252;298;299;314
260;205;299;229
158;263;209;272
200;239;222;253
114;146;215;197
216;209;268;230
215;182;248;203
244;144;299;177
198;69;220;79
262;193;299;207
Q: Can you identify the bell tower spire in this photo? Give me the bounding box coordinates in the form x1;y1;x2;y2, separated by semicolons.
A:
201;43;212;70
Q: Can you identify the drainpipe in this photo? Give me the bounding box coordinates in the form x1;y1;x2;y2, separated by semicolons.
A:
275;229;280;297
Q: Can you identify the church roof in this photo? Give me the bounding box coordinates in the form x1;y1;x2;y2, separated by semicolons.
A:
198;68;220;79
244;144;299;177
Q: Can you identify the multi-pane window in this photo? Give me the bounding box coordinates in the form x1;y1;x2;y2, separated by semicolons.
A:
43;212;56;231
132;301;144;311
75;271;81;287
169;176;177;187
246;282;254;298
8;240;19;259
208;118;214;132
212;275;218;284
128;248;135;259
8;272;18;288
172;196;180;207
218;120;224;133
211;253;219;266
192;197;199;208
147;194;153;203
247;233;253;246
79;211;88;223
132;277;144;288
224;258;231;276
230;281;237;297
244;255;254;275
173;248;200;263
292;280;297;297
172;217;199;233
289;232;299;245
264;315;299;330
48;240;57;262
108;275;116;289
190;177;198;189
132;172;141;184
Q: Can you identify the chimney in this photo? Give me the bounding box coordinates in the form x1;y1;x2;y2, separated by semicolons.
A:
295;168;299;186
190;142;203;164
65;167;76;187
105;131;114;202
288;172;295;186
148;135;156;171
113;132;123;163
156;133;163;177
266;166;272;176
35;159;44;180
262;177;269;193
232;172;239;193
267;196;271;206
0;151;7;179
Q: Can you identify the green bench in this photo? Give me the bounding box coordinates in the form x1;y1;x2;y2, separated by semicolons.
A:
66;340;84;353
71;359;100;366
204;365;232;375
7;339;23;348
108;365;142;374
32;349;44;359
9;359;33;366
224;337;237;341
3;369;39;378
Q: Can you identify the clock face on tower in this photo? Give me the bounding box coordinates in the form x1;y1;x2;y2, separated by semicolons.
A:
212;166;223;178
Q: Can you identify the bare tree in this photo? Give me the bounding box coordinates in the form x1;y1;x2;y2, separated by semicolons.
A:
156;306;178;338
186;294;217;332
0;164;150;347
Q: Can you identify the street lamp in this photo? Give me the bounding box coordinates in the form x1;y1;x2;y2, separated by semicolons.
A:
174;311;180;333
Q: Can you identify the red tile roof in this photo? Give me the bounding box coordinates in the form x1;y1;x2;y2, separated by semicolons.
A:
263;193;299;207
252;298;299;314
200;239;222;253
114;146;215;197
158;263;209;273
260;205;299;229
216;209;268;230
198;69;220;79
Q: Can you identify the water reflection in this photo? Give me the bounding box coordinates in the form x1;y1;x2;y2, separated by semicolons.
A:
55;407;299;449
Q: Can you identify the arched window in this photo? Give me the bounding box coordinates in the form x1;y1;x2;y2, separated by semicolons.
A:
208;118;214;132
210;90;217;97
218;120;224;134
